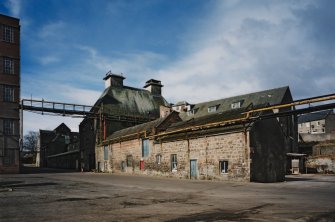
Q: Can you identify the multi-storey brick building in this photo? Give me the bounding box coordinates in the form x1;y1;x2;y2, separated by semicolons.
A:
0;14;20;173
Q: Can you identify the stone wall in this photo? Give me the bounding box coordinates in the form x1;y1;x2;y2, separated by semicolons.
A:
96;131;250;182
300;133;335;142
306;156;335;173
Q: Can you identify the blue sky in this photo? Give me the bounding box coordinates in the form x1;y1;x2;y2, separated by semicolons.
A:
1;0;334;134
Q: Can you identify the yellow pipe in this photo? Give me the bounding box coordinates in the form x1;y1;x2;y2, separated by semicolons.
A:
106;93;335;144
245;95;335;115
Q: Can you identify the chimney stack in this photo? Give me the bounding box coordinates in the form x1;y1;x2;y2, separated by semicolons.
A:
144;79;163;95
103;71;125;89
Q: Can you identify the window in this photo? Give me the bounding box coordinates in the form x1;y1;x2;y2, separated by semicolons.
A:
171;154;177;171
3;25;14;43
142;139;149;157
187;108;198;116
3;119;14;135
316;121;321;126
4;86;14;102
3;57;14;74
156;154;162;164
231;102;241;109
103;145;108;161
3;149;15;166
187;110;194;116
64;135;70;144
219;160;228;174
208;105;218;113
0;136;4;156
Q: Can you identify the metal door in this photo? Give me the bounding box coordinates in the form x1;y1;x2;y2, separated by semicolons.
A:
190;160;197;179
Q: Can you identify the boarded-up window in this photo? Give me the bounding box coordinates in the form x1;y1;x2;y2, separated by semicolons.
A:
142;139;149;157
126;155;133;167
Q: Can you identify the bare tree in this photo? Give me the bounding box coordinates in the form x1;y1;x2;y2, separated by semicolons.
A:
23;131;39;152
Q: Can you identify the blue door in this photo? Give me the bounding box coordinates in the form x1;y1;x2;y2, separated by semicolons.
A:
190;160;197;179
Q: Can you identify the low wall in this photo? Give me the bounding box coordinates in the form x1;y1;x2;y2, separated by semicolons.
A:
306;156;335;173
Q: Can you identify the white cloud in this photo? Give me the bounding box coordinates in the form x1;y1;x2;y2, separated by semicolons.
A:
22;79;101;106
22;84;100;135
37;56;60;65
75;44;168;86
38;21;66;39
5;0;21;17
156;1;335;103
20;0;335;134
23;112;82;135
57;85;101;105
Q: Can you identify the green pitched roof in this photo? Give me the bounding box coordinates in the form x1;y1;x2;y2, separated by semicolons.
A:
180;86;291;121
94;85;169;118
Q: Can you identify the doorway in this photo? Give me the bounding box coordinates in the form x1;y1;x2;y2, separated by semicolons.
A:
190;159;197;179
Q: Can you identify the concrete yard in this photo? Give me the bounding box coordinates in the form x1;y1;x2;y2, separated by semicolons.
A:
1;166;335;222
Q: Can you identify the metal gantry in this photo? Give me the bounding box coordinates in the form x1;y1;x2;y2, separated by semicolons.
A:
20;99;94;117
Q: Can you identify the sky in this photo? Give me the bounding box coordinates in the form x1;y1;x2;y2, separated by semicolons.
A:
1;0;334;134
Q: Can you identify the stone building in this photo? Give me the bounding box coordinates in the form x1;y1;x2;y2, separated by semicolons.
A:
79;72;169;171
298;110;335;173
36;123;80;169
0;14;20;173
298;109;335;142
96;86;295;182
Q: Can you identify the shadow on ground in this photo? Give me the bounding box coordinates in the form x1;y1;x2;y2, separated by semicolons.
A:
20;164;78;174
165;204;273;222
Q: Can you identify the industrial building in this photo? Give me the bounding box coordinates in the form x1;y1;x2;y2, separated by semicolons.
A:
79;72;170;171
96;86;297;182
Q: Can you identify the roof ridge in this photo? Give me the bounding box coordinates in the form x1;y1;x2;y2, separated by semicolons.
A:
192;86;289;106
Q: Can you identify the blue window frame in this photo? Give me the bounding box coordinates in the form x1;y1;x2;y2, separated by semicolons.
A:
142;139;149;157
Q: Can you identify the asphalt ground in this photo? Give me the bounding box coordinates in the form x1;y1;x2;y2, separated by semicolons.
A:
1;165;335;222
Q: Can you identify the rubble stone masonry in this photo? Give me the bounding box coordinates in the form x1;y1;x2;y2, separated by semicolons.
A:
96;131;250;182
